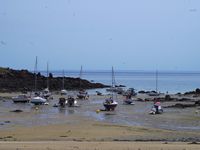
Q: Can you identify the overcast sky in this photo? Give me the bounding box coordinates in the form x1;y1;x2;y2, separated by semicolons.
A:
0;0;200;71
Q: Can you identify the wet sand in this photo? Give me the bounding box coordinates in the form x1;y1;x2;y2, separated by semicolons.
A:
0;92;200;149
1;141;200;150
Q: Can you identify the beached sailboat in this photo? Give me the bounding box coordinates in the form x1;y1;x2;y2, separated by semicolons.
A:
60;70;67;95
103;67;118;111
30;56;47;105
77;66;89;99
43;62;51;99
106;69;124;94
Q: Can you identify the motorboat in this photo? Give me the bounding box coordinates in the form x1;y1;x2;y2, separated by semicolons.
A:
12;94;30;103
30;96;47;105
103;98;118;111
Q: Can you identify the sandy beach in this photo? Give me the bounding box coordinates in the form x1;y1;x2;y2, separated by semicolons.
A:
1;141;200;150
0;92;200;149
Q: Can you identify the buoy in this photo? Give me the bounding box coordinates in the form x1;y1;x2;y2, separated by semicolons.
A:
96;109;100;113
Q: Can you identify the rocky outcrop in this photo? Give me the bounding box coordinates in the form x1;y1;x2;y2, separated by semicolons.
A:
164;100;200;108
184;88;200;95
0;67;109;92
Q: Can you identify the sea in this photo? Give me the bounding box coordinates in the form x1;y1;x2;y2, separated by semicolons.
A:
40;70;200;94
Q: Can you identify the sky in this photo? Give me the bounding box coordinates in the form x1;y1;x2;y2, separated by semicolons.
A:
0;0;200;71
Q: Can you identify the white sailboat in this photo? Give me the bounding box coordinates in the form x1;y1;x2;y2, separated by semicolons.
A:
106;68;124;94
30;56;47;105
103;67;118;111
43;62;51;99
60;70;67;95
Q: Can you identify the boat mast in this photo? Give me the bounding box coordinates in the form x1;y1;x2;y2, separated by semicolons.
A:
156;70;158;93
111;66;114;99
79;65;83;90
62;70;65;90
34;56;38;92
46;62;49;89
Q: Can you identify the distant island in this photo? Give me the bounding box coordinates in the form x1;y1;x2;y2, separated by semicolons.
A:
0;67;109;92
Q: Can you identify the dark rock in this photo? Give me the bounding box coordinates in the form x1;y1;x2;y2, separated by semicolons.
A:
184;88;200;95
10;109;23;113
195;100;200;106
164;103;196;108
4;121;10;123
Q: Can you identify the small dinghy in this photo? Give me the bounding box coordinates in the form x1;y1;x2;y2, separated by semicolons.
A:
123;95;135;105
123;99;135;105
149;101;163;115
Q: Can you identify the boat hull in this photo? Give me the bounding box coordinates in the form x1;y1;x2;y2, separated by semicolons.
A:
103;103;117;111
12;95;30;103
30;97;47;105
123;99;135;105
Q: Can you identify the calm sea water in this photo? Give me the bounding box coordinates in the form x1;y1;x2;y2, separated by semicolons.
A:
41;70;200;94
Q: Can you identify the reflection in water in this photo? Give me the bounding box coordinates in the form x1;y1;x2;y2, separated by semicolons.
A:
67;108;75;114
58;107;66;114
